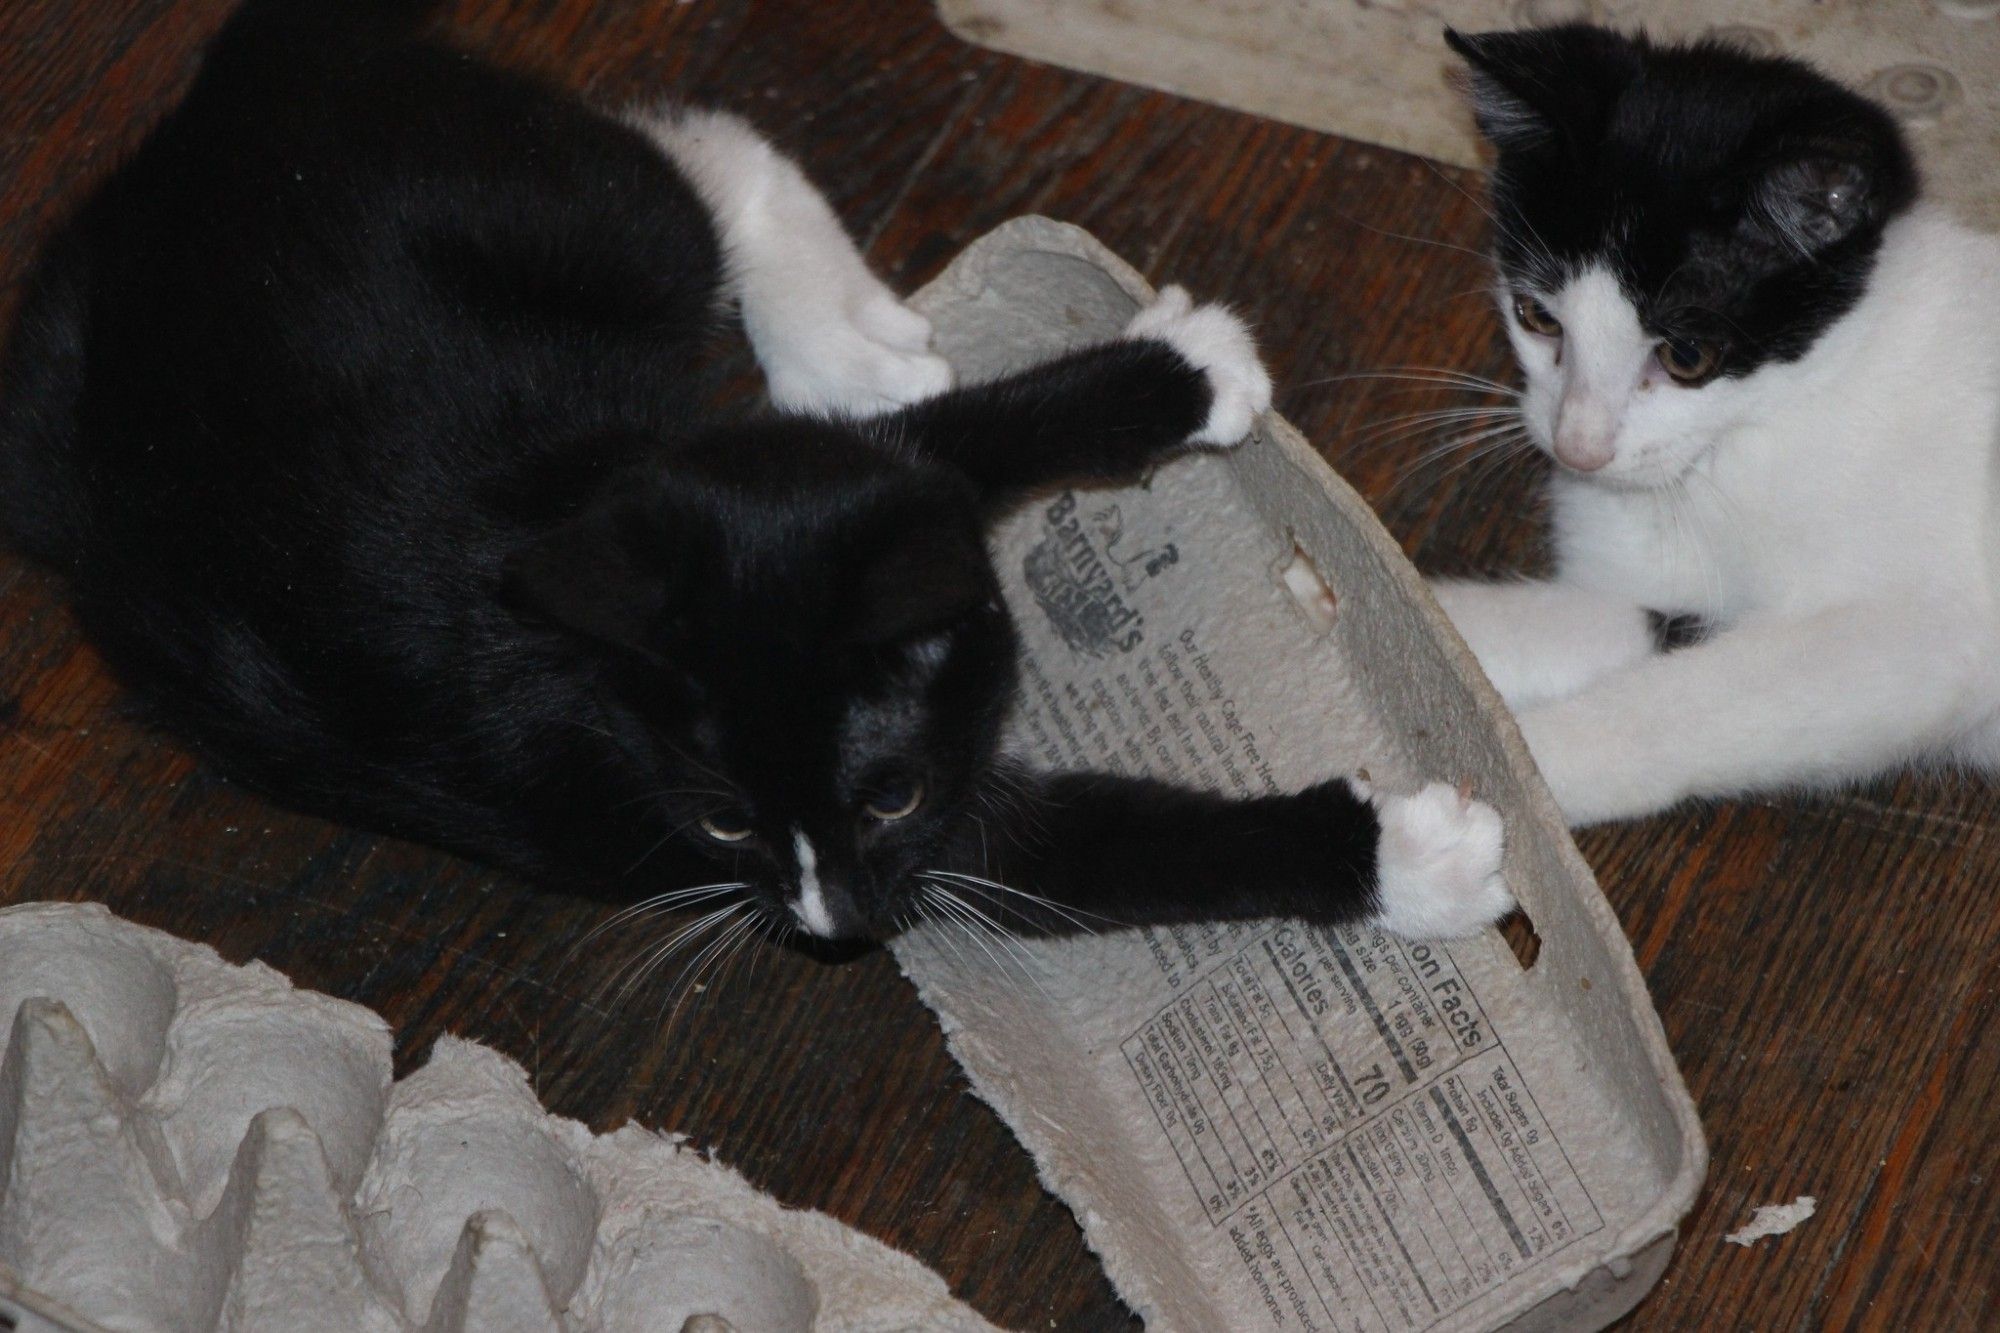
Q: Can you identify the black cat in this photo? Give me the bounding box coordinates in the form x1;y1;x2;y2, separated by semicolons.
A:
0;1;1509;950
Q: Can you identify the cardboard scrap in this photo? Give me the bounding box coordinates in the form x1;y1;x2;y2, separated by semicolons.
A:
1725;1197;1818;1247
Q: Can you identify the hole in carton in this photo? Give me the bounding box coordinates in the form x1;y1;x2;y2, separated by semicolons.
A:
1;1304;18;1331
1501;911;1541;971
1276;541;1339;634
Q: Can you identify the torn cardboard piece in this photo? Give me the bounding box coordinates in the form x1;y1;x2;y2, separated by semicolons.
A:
0;901;1002;1333
1725;1197;1817;1247
893;217;1706;1332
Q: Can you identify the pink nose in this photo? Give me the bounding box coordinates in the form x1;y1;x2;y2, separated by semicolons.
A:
1552;415;1615;472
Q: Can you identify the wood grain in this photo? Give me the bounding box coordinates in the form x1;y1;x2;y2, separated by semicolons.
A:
0;1;1993;1329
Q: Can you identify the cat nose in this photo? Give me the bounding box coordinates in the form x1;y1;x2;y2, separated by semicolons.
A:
1552;398;1617;472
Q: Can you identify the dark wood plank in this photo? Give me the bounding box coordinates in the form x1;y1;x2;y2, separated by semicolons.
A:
0;3;1995;1330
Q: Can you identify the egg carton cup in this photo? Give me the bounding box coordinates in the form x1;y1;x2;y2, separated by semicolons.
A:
0;901;1002;1333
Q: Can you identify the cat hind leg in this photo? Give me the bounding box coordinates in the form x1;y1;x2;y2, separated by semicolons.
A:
626;106;951;416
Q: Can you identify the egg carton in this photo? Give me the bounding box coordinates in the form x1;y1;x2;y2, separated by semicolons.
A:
0;902;1001;1333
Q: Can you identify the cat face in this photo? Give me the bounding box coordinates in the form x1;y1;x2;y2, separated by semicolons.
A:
1448;25;1916;484
507;426;1016;941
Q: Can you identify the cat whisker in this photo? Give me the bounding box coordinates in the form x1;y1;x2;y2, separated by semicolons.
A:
624;806;746;875
1302;368;1521;397
923;883;1054;1001
922;868;1113;936
1424;158;1562;283
1346;406;1523;455
608;785;735;813
914;891;980;978
556;876;744;972
1321;206;1493;264
599;901;742;1012
661;907;763;1030
1381;421;1532;500
557;880;748;971
916;880;1048;996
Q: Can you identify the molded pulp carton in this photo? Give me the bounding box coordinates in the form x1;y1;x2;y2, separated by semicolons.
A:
891;217;1706;1332
0;901;1001;1333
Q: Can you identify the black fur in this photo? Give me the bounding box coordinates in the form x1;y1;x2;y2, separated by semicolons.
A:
1446;24;1918;375
0;3;1391;944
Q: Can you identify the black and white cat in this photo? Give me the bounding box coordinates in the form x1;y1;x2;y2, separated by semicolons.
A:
1431;24;2000;826
0;1;1511;956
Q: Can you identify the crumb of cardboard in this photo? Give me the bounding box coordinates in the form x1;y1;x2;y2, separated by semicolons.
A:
1725;1196;1817;1246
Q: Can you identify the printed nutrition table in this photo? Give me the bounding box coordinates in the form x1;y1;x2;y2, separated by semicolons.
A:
1122;922;1605;1332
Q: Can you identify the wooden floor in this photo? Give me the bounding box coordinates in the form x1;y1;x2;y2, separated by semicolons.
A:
2;2;1995;1329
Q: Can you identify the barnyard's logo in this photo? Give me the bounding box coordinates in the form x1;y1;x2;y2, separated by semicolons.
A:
1022;492;1179;658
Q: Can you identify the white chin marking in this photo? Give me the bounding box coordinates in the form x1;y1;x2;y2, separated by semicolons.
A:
791;831;837;938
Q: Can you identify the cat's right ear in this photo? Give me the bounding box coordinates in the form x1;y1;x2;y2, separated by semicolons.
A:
503;496;676;658
1445;26;1637;153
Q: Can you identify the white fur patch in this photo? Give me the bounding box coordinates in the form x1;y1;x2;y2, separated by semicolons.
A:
1543;266;1651;473
1123;285;1273;446
627;107;951;417
1430;579;1654;711
791;831;836;938
1471;211;2000;826
1367;783;1512;940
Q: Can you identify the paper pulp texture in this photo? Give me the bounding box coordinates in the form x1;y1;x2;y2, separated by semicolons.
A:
891;217;1707;1332
936;0;2000;231
0;901;1002;1333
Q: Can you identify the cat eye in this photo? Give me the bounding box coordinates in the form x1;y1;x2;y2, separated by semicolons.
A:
862;779;925;822
698;813;755;843
1656;337;1723;385
1513;294;1562;338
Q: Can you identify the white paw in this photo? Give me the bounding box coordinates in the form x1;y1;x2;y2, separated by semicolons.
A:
758;289;954;419
1123;285;1273;446
1367;782;1513;939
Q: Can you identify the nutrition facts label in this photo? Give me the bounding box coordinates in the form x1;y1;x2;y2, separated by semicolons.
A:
1121;921;1603;1332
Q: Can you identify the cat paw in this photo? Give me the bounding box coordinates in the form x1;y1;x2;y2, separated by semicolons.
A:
1367;781;1513;939
1124;285;1273;446
759;288;954;419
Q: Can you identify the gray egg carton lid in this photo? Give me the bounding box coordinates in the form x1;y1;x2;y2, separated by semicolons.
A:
936;0;2000;230
0;901;1004;1333
890;217;1705;1331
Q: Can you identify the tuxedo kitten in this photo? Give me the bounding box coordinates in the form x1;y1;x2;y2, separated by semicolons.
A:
0;1;1511;961
1429;24;2000;826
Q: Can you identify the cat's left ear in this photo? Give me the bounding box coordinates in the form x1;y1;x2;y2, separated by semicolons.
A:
844;511;995;650
504;494;679;658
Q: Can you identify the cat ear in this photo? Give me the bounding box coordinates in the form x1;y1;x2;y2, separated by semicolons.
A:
1444;26;1636;152
1747;156;1876;253
504;496;675;656
846;514;993;649
1742;111;1915;255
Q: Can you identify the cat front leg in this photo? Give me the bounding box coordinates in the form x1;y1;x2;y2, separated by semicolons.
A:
886;286;1272;503
626;107;952;416
1430;578;1656;709
954;771;1511;941
1514;601;1974;824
